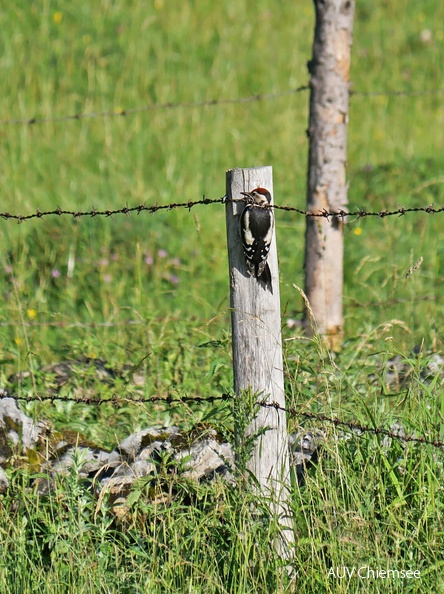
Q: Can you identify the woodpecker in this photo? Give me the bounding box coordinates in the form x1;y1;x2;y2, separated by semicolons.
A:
239;187;274;293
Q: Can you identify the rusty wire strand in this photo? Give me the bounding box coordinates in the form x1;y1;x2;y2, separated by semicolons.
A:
0;293;442;328
260;400;444;450
2;389;443;451
0;390;232;407
0;86;309;126
0;319;182;328
1;198;444;223
0;197;226;222
350;88;444;98
1;85;444;127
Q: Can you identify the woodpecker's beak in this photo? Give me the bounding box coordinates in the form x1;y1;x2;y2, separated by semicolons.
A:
241;190;269;207
240;191;255;205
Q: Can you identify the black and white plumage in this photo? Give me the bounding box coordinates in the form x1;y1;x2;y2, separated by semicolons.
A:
239;187;274;293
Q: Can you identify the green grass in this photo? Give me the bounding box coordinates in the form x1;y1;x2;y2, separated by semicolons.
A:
1;0;444;591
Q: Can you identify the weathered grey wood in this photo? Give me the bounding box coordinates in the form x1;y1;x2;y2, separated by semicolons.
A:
303;0;355;350
225;166;294;559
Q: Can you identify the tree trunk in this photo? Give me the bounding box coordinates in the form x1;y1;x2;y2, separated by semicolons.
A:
303;0;355;350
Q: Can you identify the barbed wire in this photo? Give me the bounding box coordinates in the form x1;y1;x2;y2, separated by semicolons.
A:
1;197;444;224
0;86;309;126
2;388;443;451
0;293;440;328
350;88;444;98
260;401;444;450
0;197;226;223
1;85;443;127
0;320;145;329
0;390;231;407
275;204;444;219
346;294;440;309
0;319;178;329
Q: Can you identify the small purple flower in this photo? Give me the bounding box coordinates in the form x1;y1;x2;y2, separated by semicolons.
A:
99;258;109;267
169;274;180;285
158;249;168;258
111;253;118;261
145;256;153;265
52;269;61;278
103;274;112;283
4;265;13;274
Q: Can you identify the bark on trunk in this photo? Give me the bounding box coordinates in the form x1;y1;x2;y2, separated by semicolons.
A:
303;0;355;350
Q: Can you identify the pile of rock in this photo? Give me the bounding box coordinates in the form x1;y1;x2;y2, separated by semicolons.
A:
0;393;319;498
5;347;440;500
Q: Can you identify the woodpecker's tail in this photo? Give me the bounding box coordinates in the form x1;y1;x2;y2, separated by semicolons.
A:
256;262;273;294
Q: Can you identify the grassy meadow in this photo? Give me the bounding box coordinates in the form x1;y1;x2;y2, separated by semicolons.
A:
1;0;444;591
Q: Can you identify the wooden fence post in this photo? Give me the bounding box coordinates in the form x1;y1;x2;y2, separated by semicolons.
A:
225;166;294;560
303;0;355;350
